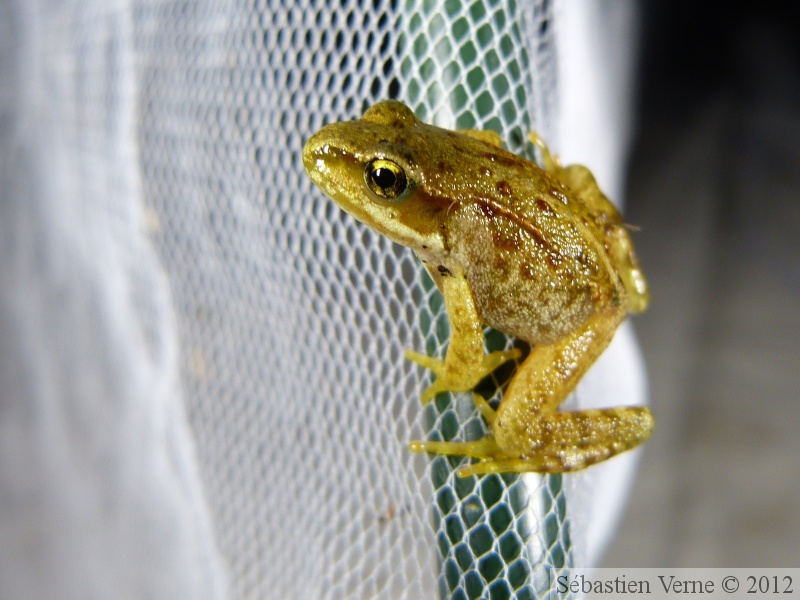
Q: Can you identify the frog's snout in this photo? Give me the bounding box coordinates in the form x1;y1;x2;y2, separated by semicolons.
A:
302;129;339;192
303;125;353;173
302;126;366;211
301;130;326;174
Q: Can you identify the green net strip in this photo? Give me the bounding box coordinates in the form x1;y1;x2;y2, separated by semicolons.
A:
397;0;574;598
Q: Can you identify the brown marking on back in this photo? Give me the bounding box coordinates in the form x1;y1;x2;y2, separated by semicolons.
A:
474;196;551;251
576;249;592;268
519;262;537;280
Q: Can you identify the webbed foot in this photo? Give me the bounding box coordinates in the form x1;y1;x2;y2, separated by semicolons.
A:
411;406;654;477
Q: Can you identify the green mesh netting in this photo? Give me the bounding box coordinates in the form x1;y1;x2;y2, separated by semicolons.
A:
398;2;572;598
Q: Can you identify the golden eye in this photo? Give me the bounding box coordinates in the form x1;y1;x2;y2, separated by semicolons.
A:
365;159;408;200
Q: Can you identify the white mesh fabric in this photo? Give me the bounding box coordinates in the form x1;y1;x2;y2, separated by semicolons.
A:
0;1;645;598
0;2;229;598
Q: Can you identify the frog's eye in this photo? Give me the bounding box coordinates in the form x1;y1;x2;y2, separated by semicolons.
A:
365;159;408;200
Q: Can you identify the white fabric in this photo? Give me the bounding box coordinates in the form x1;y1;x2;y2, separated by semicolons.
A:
556;0;645;567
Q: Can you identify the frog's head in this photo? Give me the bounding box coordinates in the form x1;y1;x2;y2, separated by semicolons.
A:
303;100;451;258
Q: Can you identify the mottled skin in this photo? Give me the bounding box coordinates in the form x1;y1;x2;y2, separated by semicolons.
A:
303;100;653;476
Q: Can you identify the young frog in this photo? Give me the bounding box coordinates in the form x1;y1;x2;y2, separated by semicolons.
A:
303;100;653;477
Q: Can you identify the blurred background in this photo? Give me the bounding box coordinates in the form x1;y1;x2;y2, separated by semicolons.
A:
606;2;800;566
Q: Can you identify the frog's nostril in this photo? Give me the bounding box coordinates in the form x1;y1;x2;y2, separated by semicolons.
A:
302;132;322;158
302;133;333;173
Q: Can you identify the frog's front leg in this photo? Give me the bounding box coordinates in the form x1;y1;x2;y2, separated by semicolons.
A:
405;265;520;404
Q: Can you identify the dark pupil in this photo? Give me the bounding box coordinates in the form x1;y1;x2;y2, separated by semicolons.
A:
373;167;396;190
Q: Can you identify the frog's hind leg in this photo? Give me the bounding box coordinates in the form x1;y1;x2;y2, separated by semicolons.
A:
409;399;652;477
526;132;614;203
539;407;653;471
458;407;654;476
487;305;654;474
527;131;623;222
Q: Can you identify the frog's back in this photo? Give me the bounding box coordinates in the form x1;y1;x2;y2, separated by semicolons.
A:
403;127;625;346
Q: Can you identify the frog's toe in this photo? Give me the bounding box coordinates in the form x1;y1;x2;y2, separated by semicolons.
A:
404;349;445;374
470;393;497;425
419;380;447;404
527;131;560;173
420;378;485;404
408;436;502;459
481;348;522;374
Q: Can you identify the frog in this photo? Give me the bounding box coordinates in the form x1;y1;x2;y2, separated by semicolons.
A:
302;99;653;477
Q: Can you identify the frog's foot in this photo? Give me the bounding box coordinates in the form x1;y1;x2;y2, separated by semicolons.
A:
411;407;654;477
484;406;653;476
408;435;532;478
408;435;511;475
405;348;521;404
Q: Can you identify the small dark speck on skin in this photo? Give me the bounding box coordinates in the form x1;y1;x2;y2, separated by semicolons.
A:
576;250;592;268
535;198;553;214
496;181;512;196
437;265;452;276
